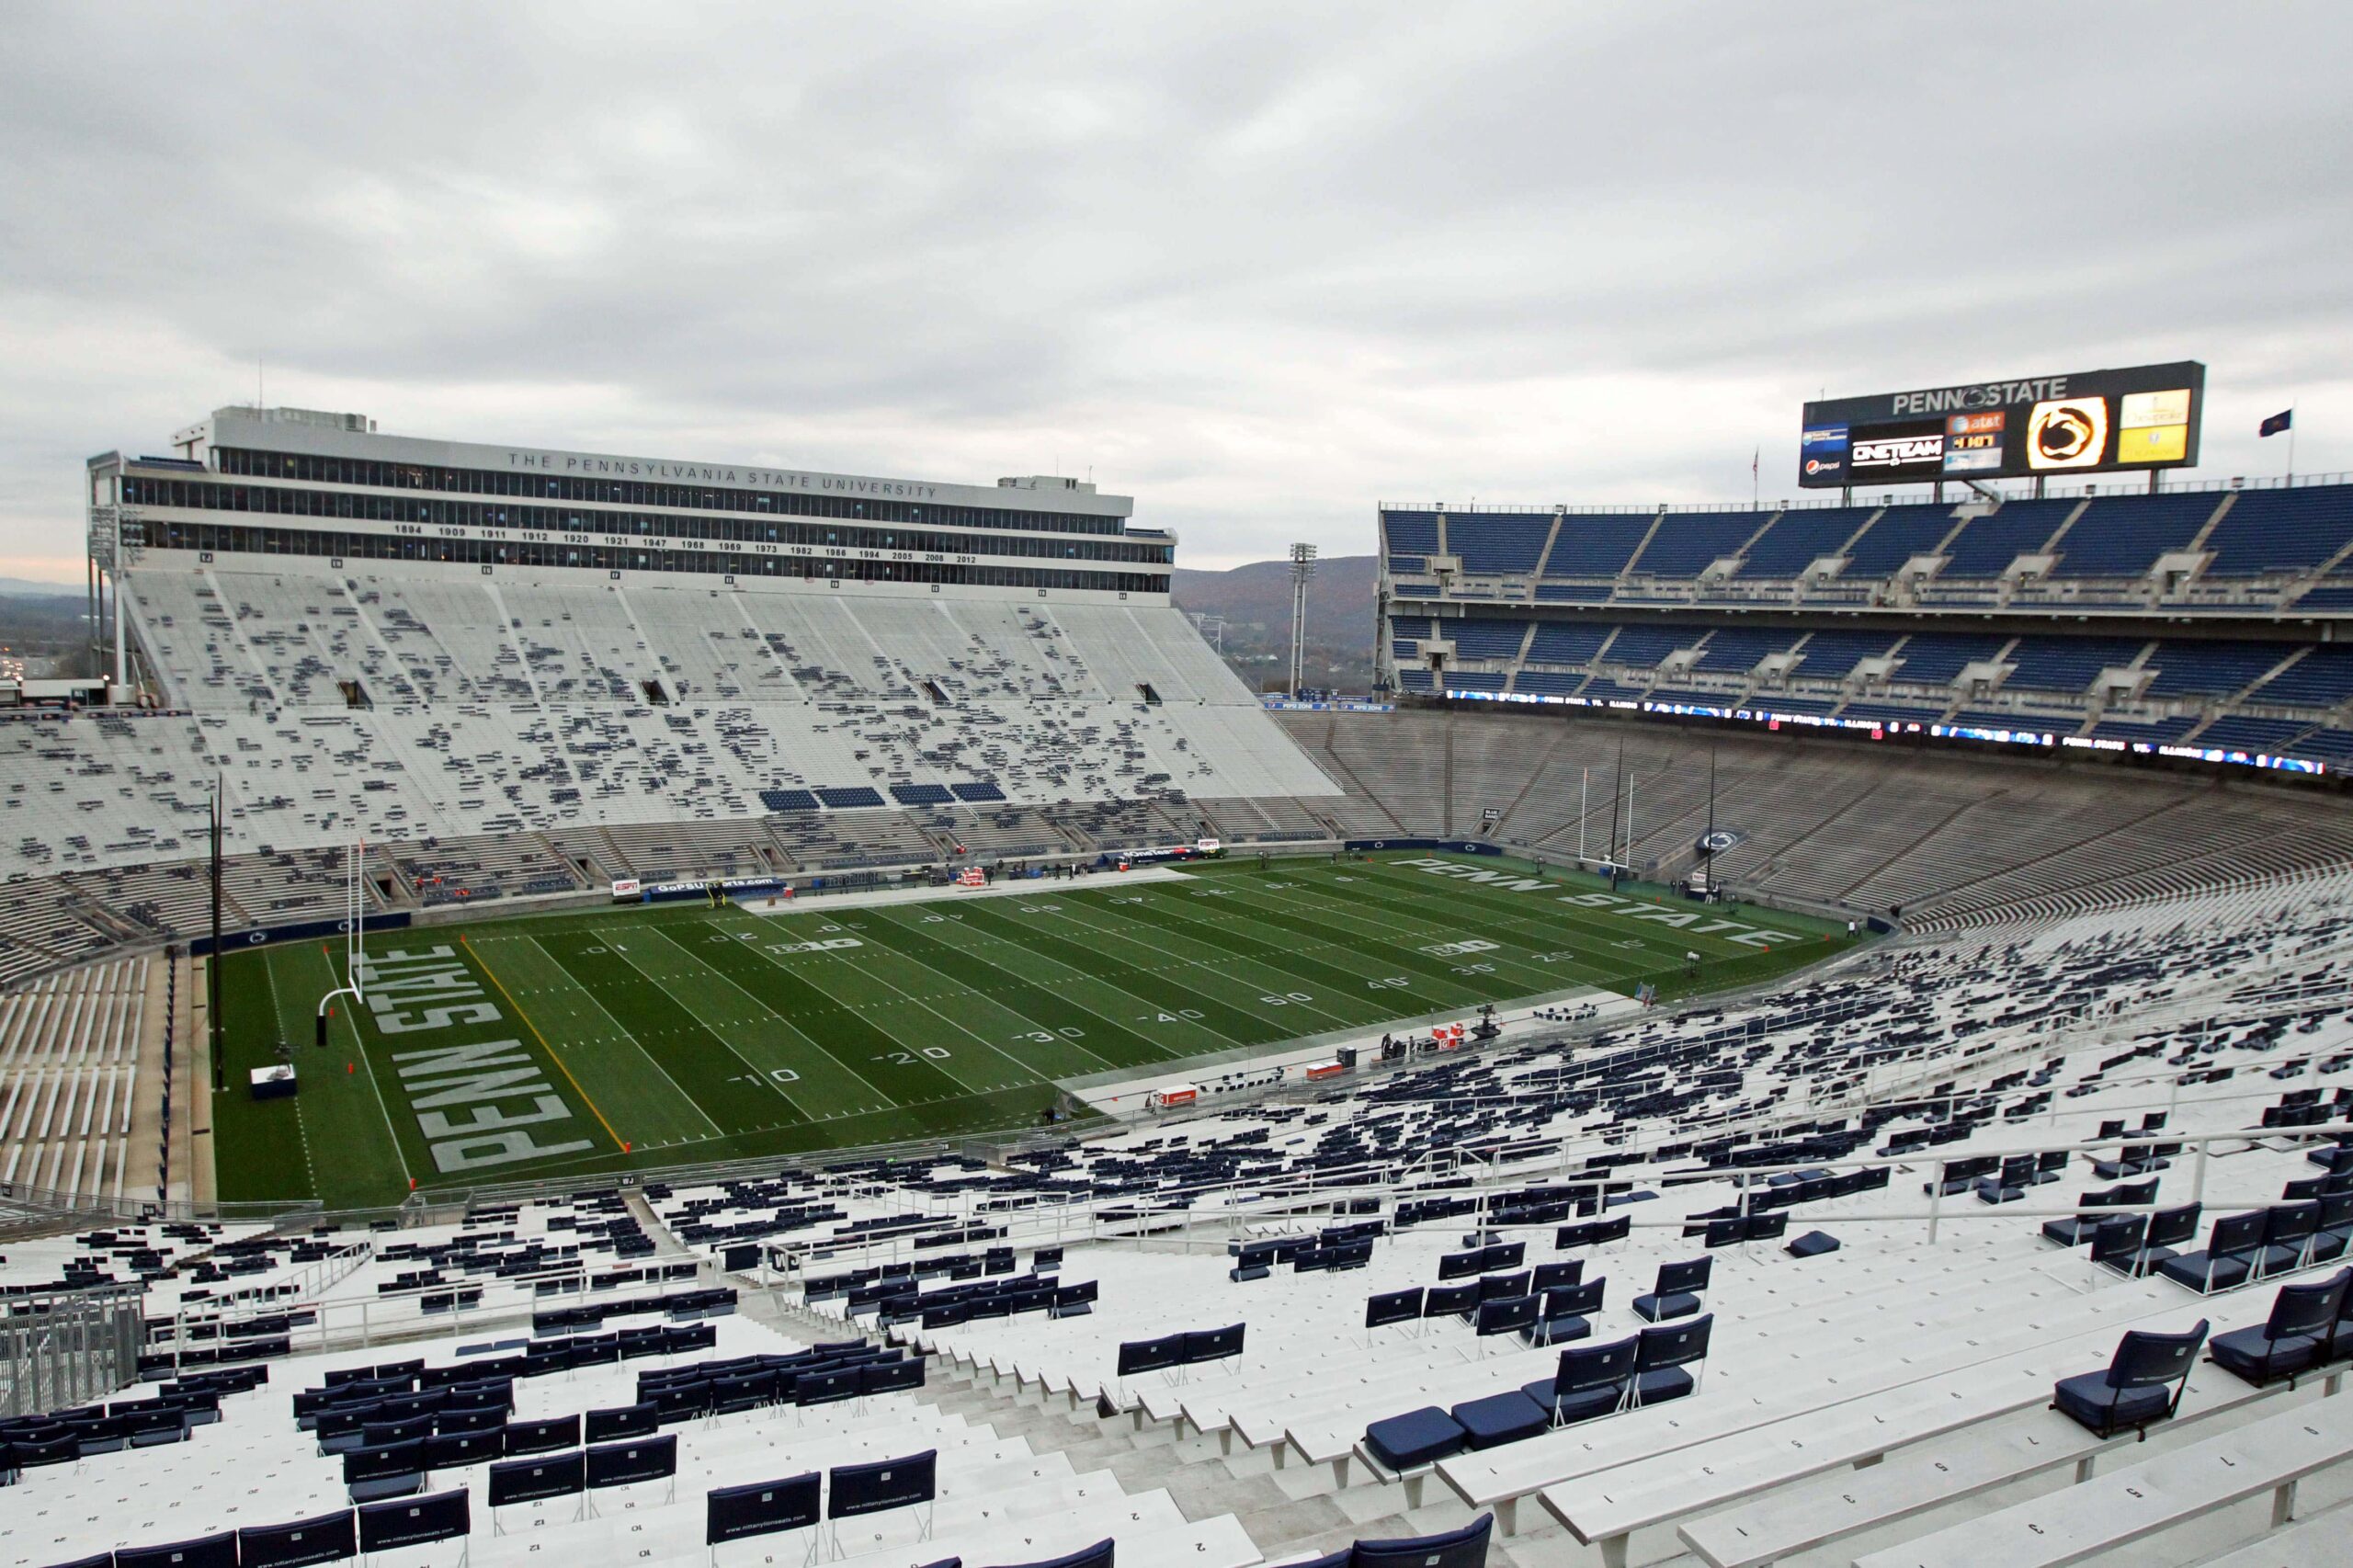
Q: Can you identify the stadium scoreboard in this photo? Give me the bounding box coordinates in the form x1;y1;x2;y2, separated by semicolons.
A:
1800;361;2204;487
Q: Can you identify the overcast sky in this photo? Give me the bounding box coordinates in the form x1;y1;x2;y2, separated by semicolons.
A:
3;3;2347;578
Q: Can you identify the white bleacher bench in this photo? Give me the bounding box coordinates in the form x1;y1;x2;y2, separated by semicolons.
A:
1851;1390;2353;1568
2189;1503;2353;1568
1669;1358;2311;1568
1432;1273;2184;1535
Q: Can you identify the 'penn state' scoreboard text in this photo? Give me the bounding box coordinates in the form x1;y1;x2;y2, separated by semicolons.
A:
1800;361;2204;488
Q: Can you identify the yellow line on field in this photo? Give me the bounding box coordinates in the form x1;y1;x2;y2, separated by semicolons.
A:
462;933;630;1153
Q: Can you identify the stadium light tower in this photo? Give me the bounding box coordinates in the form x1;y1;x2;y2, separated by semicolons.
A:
1287;542;1317;696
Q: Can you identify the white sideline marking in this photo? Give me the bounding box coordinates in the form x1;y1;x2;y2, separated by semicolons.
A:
740;865;1197;917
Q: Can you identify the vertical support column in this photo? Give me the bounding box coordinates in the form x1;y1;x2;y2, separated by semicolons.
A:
111;565;127;689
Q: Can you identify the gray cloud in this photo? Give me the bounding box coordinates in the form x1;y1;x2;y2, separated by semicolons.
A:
3;1;2347;574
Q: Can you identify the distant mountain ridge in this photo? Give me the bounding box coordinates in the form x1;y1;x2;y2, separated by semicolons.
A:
0;576;84;599
1170;554;1377;647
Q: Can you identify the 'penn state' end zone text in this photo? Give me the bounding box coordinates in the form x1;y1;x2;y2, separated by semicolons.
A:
1395;858;1804;947
356;944;593;1174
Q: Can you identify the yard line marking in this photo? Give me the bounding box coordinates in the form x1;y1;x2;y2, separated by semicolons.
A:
465;934;631;1153
629;924;872;1116
833;907;1132;1076
668;921;900;1103
1029;897;1364;1035
1207;871;1601;992
540;935;736;1136
726;914;1078;1086
884;901;1259;1061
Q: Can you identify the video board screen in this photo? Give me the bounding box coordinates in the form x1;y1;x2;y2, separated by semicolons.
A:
1800;361;2203;488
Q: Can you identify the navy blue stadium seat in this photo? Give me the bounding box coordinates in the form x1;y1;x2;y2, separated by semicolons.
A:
118;1532;236;1568
2159;1210;2270;1294
1631;1314;1712;1406
1474;1295;1540;1340
1523;1278;1603;1346
1349;1515;1493;1568
1632;1257;1710;1322
236;1509;358;1568
1363;1407;1467;1471
1523;1336;1637;1426
1787;1230;1839;1258
708;1472;821;1548
2209;1272;2349;1388
1449;1391;1550;1450
2051;1321;2208;1439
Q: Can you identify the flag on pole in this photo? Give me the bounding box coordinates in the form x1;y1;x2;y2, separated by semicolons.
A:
2260;409;2294;437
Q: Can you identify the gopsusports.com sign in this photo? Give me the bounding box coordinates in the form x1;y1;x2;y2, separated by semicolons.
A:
1800;361;2204;487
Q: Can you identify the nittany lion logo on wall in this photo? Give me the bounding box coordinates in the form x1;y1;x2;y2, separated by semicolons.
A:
1695;829;1745;856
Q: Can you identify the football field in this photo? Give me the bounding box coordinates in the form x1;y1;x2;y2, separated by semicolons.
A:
210;852;1858;1209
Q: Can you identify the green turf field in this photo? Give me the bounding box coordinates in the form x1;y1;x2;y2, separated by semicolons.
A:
209;852;1859;1208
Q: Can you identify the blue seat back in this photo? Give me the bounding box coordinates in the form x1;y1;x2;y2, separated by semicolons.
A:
2145;1203;2202;1251
2266;1201;2322;1248
2090;1215;2148;1266
2266;1270;2351;1340
1182;1324;1245;1365
1555;1336;1638;1394
2108;1320;2209;1388
1476;1271;1529;1303
236;1510;358;1568
117;1533;236;1568
826;1450;937;1520
1115;1335;1187;1377
1634;1313;1712;1371
2211;1210;2269;1256
1654;1257;1711;1296
1529;1260;1581;1293
706;1473;819;1546
1473;1295;1539;1338
356;1491;468;1555
1349;1512;1494;1568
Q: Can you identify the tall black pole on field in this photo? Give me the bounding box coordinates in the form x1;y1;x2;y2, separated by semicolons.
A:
208;776;224;1093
